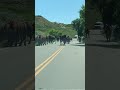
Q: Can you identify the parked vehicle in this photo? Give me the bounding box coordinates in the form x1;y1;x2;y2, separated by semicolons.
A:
74;35;78;38
94;22;104;30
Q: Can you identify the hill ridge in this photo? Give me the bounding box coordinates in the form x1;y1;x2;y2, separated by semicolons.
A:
35;15;77;37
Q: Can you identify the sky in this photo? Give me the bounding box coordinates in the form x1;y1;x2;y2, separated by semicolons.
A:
35;0;85;24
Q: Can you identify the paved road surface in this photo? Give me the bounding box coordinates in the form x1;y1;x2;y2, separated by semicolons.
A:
35;39;85;90
0;43;35;90
86;30;120;90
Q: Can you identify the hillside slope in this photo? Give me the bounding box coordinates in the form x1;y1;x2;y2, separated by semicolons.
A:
35;16;77;37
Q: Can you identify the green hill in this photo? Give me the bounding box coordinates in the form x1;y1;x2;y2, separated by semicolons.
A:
35;15;77;37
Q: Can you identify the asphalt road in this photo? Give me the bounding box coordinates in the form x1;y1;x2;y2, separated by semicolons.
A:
86;30;120;90
0;43;35;90
35;39;85;90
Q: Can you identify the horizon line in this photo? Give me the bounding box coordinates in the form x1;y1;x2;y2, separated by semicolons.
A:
35;15;74;24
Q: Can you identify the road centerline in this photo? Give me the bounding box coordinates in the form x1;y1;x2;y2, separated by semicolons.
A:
15;46;64;90
35;46;64;76
35;46;63;71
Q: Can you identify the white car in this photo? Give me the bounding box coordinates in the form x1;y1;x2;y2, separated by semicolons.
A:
74;35;78;38
94;22;104;30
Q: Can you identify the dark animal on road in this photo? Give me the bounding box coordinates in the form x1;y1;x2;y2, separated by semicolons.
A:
85;28;90;38
104;24;112;42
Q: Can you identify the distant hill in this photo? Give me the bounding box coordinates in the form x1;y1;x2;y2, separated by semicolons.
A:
35;15;77;37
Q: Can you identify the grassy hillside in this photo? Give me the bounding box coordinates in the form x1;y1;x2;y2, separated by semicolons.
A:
35;16;77;38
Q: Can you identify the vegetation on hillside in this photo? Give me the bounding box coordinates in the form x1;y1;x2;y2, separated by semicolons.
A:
35;16;77;38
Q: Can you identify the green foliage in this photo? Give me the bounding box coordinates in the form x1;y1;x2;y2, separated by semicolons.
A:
79;5;85;36
72;18;80;31
48;29;62;37
35;16;77;38
72;5;85;38
89;0;118;25
89;0;120;41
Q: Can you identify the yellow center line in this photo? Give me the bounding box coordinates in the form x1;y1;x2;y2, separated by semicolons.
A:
15;46;64;90
35;46;63;71
35;46;64;76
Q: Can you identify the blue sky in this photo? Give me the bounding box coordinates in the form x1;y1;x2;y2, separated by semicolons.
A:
35;0;85;24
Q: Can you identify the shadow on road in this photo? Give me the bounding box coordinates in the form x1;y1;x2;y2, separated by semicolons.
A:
0;41;35;49
96;39;118;43
70;44;85;46
90;34;102;35
96;40;108;43
86;43;120;49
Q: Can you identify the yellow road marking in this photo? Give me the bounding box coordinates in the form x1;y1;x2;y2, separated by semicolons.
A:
15;46;64;90
35;46;63;71
35;46;64;76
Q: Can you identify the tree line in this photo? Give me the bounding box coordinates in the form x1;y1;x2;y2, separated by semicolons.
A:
72;5;85;42
88;0;120;41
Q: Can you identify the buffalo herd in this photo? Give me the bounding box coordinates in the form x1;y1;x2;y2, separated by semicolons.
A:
0;20;34;47
35;35;72;46
0;20;73;47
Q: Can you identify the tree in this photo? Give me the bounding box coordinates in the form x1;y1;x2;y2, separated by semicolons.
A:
48;29;62;37
89;0;116;25
79;5;85;37
89;0;120;40
72;5;85;42
72;18;80;36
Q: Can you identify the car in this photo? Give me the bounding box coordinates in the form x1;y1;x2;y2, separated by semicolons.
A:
74;35;78;38
94;22;104;30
